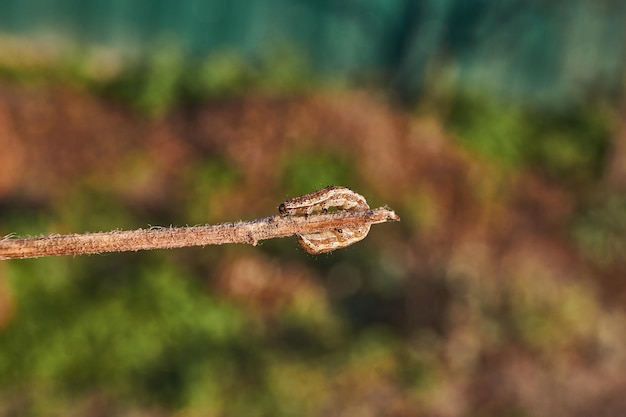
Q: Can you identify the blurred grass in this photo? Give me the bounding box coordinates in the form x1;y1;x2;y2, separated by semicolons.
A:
0;252;429;415
0;39;624;417
1;255;249;409
444;91;610;186
0;38;317;117
101;41;316;116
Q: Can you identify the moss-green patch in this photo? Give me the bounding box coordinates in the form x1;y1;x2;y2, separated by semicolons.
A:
443;92;610;186
185;51;255;100
50;186;137;233
184;157;241;224
279;149;358;197
445;92;528;168
1;255;251;410
574;196;626;266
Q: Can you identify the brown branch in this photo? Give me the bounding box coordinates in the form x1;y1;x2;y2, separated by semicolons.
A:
0;207;400;260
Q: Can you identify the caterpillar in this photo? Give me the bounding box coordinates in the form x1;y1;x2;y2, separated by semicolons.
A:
296;225;371;254
279;186;371;254
279;186;369;216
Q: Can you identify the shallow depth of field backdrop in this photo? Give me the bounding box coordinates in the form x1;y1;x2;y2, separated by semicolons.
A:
1;1;626;416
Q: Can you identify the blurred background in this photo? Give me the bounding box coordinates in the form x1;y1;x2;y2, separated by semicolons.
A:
1;1;626;416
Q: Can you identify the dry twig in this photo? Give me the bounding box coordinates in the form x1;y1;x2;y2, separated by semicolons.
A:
0;207;400;260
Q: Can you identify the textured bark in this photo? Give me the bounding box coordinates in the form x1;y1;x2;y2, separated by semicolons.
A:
0;208;399;260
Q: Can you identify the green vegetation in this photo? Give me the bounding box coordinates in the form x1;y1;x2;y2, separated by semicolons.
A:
445;92;610;185
2;255;248;411
575;196;626;266
0;40;623;417
0;39;317;117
